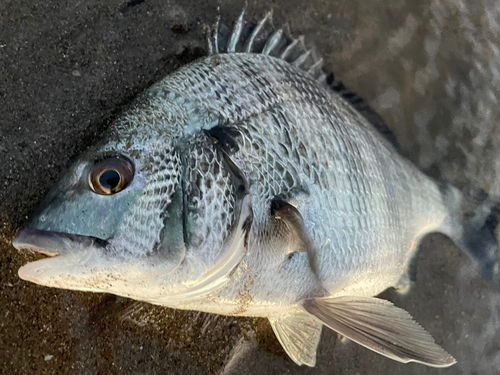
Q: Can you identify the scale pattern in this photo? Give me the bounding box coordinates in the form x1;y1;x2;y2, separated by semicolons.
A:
159;53;448;293
111;143;181;256
184;134;238;267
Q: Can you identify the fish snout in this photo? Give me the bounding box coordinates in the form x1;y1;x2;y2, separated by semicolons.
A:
12;228;107;256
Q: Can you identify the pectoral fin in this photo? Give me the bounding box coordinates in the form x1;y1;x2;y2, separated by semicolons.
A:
270;199;310;255
302;296;456;368
269;311;322;367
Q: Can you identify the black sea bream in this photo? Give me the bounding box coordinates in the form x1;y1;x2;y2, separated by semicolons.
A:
13;9;500;368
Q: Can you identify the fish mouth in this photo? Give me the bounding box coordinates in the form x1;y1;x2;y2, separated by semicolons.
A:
14;229;108;284
12;228;107;256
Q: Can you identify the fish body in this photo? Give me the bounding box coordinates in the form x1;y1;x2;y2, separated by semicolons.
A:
13;10;500;368
158;51;449;316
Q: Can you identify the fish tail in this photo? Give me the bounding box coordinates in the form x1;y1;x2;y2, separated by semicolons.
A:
442;183;500;288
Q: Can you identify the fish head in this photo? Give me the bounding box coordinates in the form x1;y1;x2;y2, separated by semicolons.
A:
13;133;188;296
13;96;252;304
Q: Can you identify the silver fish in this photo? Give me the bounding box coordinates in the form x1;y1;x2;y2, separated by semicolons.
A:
13;9;500;368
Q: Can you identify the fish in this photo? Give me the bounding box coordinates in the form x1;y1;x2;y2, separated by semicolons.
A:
12;8;500;368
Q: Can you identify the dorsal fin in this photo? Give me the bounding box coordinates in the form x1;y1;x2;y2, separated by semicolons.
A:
206;9;401;151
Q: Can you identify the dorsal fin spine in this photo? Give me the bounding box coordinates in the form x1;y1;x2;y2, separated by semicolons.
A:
293;50;312;68
280;38;299;60
307;58;324;78
244;10;273;53
207;9;402;151
227;9;246;53
262;29;283;55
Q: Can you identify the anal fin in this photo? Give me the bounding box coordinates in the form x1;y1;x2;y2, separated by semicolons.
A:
302;296;456;368
269;311;322;367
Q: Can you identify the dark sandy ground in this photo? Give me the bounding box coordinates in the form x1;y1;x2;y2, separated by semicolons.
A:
1;0;500;374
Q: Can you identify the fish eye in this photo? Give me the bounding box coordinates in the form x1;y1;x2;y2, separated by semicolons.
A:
89;155;134;195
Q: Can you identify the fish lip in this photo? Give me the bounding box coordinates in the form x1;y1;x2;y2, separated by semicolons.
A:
12;228;107;256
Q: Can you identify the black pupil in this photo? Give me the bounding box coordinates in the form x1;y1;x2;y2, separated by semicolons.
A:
99;170;121;190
